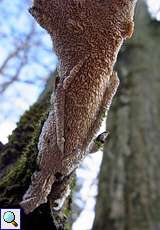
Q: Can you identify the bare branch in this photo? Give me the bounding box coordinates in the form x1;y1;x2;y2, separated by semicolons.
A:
0;2;54;96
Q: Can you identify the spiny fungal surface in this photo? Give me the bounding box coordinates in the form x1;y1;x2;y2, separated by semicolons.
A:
20;0;137;214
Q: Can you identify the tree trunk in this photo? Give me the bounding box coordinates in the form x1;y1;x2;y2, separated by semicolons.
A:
0;72;72;230
93;1;160;230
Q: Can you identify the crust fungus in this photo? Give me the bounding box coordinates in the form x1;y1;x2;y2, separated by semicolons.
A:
20;0;137;214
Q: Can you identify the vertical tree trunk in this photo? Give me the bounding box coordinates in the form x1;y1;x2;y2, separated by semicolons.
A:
93;1;160;230
0;72;72;230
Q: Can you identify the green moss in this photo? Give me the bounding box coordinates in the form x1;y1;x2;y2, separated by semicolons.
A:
0;154;27;188
0;114;46;189
64;223;72;230
0;107;49;190
0;72;73;229
0;84;52;204
64;206;71;218
94;139;103;151
0;99;48;168
70;176;76;191
101;111;107;119
59;176;76;230
63;203;72;230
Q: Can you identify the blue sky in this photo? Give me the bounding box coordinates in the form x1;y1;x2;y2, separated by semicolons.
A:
0;0;160;143
0;0;57;143
0;1;160;230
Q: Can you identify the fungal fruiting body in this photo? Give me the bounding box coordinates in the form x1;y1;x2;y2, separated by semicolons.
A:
20;0;137;214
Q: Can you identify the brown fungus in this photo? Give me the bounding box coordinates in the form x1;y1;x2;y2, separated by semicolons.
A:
20;0;137;214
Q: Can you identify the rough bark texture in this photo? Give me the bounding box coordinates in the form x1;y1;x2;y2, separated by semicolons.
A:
93;1;160;230
21;0;137;215
0;72;73;230
0;0;139;228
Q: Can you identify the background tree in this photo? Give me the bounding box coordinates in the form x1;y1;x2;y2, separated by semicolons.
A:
0;0;56;144
0;0;160;230
93;1;160;230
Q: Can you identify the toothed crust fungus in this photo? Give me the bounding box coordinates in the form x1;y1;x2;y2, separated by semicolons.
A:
20;0;137;214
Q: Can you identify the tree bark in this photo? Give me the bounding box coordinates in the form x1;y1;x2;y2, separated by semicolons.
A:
22;0;137;215
93;1;160;230
0;1;139;229
0;72;72;230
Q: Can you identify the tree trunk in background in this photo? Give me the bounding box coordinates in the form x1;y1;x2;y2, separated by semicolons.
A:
93;1;160;230
0;72;72;230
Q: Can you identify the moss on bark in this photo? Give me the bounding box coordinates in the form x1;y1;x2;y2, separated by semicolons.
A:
0;71;73;230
